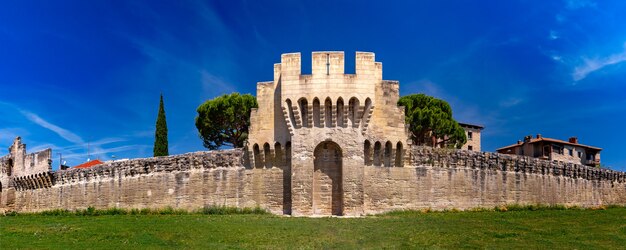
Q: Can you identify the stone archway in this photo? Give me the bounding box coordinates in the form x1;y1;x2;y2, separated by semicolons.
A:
313;141;343;216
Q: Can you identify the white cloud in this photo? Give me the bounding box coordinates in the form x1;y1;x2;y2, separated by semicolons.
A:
573;44;626;81
565;0;596;9
499;98;523;108
28;143;61;153
201;70;236;97
16;109;141;163
0;128;28;142
20;110;84;144
549;30;559;40
555;14;566;23
131;130;154;138
55;137;127;152
62;145;150;160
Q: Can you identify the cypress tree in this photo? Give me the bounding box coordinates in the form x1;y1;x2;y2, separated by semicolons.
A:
154;94;169;156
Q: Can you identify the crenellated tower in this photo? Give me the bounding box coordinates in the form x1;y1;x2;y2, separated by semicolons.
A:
0;137;53;210
247;51;409;216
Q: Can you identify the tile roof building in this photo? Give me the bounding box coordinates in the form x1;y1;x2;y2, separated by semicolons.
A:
496;134;601;167
459;122;484;152
73;159;104;169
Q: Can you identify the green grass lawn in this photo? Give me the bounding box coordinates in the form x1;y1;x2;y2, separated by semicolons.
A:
1;208;625;249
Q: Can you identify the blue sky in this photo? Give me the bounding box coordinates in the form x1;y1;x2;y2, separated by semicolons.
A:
1;0;626;171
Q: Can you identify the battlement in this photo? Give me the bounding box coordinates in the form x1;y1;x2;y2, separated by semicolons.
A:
277;51;379;78
3;142;626;214
1;137;52;178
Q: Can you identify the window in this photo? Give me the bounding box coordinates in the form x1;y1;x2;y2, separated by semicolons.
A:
578;151;582;158
568;148;573;156
468;131;473;140
543;145;550;157
552;145;563;155
468;146;473;151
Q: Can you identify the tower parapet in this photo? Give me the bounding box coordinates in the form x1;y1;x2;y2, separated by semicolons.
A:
279;53;302;81
247;51;409;216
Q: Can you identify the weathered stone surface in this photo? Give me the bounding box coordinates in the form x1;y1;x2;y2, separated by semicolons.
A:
1;51;625;216
2;147;625;215
247;52;409;216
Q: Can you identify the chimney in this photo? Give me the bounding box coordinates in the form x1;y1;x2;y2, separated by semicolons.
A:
536;134;542;139
524;135;532;142
569;137;578;144
517;140;522;145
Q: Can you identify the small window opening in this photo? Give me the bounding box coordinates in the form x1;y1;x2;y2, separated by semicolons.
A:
326;54;330;75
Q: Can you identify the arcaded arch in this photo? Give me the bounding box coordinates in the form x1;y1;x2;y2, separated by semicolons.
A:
325;97;333;127
364;140;372;166
275;142;283;168
395;142;403;167
253;143;263;168
362;98;372;127
285;99;298;129
298;98;309;128
313;98;321;127
348;97;359;127
364;98;372;112
336;97;345;128
384;141;393;167
373;141;382;166
264;143;273;168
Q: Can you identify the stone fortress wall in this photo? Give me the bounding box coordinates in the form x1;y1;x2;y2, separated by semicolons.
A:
1;146;625;215
1;51;625;215
1;137;53;209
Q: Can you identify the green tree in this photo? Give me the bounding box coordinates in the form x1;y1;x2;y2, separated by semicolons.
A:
153;94;169;156
398;93;467;148
195;93;258;150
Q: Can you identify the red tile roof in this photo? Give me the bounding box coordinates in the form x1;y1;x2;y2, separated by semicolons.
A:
73;159;104;169
497;137;602;151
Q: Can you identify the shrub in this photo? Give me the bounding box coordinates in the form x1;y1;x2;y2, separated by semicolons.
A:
199;205;268;215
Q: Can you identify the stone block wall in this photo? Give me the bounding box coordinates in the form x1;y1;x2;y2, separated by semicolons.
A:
7;150;287;214
361;147;625;214
2;147;625;215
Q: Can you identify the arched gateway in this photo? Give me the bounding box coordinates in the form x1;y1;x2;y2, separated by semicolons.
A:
313;141;343;216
